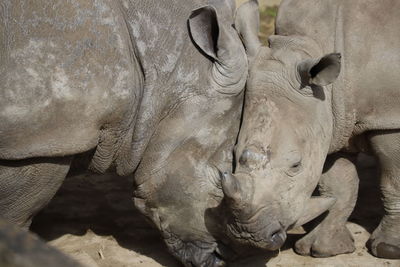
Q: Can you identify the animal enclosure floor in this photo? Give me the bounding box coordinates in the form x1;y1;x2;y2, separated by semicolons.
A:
31;157;400;267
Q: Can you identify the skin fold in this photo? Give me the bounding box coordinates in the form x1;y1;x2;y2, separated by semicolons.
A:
222;0;400;260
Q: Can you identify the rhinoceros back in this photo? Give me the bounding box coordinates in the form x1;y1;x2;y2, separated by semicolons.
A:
0;0;141;163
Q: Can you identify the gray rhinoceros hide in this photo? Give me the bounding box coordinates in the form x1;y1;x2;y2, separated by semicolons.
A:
219;0;400;260
0;0;248;266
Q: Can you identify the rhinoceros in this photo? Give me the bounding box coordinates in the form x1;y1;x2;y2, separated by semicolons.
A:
0;217;82;267
219;0;400;260
0;0;248;266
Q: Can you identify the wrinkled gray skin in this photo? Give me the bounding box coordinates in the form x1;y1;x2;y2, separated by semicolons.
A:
0;1;248;266
222;0;400;260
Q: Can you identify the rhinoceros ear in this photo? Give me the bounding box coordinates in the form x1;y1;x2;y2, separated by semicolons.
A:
188;6;220;60
235;0;261;62
297;53;341;87
188;6;248;94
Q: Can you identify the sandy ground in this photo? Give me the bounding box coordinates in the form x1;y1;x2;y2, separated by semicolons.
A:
30;156;400;267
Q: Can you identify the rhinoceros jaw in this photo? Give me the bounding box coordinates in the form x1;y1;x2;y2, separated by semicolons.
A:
293;196;336;228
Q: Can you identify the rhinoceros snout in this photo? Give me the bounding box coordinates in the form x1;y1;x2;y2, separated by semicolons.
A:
228;218;287;251
251;221;287;251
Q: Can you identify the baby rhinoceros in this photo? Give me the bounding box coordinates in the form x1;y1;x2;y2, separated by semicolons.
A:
221;0;400;260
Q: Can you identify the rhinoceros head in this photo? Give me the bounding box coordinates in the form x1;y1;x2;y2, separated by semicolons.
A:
130;1;249;265
219;0;341;251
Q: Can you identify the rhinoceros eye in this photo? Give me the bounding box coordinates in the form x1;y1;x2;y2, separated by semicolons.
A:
286;160;302;177
286;152;302;177
291;161;302;171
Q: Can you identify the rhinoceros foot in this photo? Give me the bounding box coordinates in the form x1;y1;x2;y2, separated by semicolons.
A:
294;223;355;257
368;226;400;259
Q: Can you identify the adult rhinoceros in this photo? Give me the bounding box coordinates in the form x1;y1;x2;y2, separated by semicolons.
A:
219;0;400;260
0;0;248;266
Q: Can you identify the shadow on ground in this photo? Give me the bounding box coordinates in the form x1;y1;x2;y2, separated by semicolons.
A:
31;171;181;267
350;154;383;233
30;154;387;267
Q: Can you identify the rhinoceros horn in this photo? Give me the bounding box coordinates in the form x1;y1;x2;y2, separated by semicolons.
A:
293;196;336;228
220;172;245;210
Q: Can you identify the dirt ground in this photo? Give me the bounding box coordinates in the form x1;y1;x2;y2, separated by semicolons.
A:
30;155;400;267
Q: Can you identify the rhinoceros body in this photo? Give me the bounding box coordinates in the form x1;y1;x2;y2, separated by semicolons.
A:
219;0;400;260
276;0;400;149
0;1;248;266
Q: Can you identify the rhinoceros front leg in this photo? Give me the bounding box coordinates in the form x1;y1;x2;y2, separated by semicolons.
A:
295;154;359;257
368;130;400;259
0;157;72;227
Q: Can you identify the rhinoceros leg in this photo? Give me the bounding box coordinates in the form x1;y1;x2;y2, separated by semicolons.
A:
368;130;400;259
295;154;359;257
0;157;72;228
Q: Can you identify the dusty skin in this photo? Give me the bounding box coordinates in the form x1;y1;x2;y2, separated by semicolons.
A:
31;156;400;267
